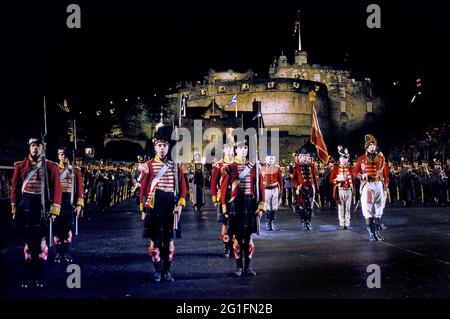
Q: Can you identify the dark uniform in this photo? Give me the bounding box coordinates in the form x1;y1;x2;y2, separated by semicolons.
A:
54;148;84;264
292;147;319;230
220;147;265;277
139;125;187;282
11;138;62;288
211;156;234;257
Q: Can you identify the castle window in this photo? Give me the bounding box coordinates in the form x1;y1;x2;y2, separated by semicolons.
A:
339;87;346;98
366;87;373;98
241;83;249;92
314;74;321;82
366;102;373;113
337;75;342;83
218;86;226;93
340;101;346;113
266;81;276;89
201;89;207;96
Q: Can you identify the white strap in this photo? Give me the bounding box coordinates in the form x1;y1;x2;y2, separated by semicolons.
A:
238;164;252;181
149;163;170;194
60;167;70;181
21;162;42;193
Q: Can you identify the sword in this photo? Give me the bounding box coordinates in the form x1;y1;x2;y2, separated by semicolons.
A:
75;215;79;235
353;199;360;213
256;214;261;235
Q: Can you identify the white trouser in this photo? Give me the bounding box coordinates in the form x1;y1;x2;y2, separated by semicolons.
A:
360;181;385;219
265;188;279;211
338;188;352;226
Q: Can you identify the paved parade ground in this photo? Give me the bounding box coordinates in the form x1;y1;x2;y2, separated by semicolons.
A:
1;193;450;299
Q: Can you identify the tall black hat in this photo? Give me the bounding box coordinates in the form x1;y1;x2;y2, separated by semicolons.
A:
152;125;173;145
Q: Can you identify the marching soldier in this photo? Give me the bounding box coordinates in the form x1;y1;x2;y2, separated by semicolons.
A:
139;125;187;282
353;134;389;241
53;148;83;264
260;152;283;231
210;131;235;258
329;146;354;230
292;145;319;230
10;136;62;288
220;140;265;276
192;151;206;212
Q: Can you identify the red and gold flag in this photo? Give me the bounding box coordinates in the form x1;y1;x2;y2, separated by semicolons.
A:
310;103;329;163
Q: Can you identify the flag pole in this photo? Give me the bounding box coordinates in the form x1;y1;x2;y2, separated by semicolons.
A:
235;95;238;118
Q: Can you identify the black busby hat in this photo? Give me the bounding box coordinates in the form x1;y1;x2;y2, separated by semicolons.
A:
297;140;317;159
152;125;173;145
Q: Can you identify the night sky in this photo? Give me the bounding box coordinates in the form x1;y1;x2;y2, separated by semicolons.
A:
1;0;449;158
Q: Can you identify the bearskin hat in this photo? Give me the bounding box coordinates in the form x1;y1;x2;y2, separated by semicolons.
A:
152;125;173;145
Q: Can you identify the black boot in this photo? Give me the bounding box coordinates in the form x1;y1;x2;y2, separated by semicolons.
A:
21;260;33;289
244;258;256;276
54;244;63;264
266;212;272;231
271;211;277;231
62;243;74;263
153;261;162;282
234;258;243;277
374;218;384;241
163;260;174;282
366;218;375;241
223;242;230;258
34;259;46;288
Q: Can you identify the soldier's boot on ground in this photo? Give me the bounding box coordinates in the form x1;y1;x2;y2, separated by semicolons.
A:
34;259;46;288
153;261;162;282
380;218;388;230
271;211;277;231
163;260;174;282
265;212;272;231
366;218;375;242
223;242;230;258
234;258;243;277
244;258;256;276
374;218;384;241
62;243;74;263
53;244;63;264
21;260;33;289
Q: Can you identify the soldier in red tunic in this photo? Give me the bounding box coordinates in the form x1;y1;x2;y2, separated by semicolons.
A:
210;130;235;257
220;140;265;277
329;146;354;230
292;145;319;230
10;136;62;288
53;148;84;263
260;152;283;231
139;125;187;282
353;134;389;241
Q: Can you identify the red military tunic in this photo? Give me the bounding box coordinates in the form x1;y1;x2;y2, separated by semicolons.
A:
11;155;62;215
330;163;354;200
260;164;283;191
353;153;389;186
219;159;266;212
330;164;354;189
292;162;319;191
139;156;187;210
210;158;232;204
58;162;84;207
